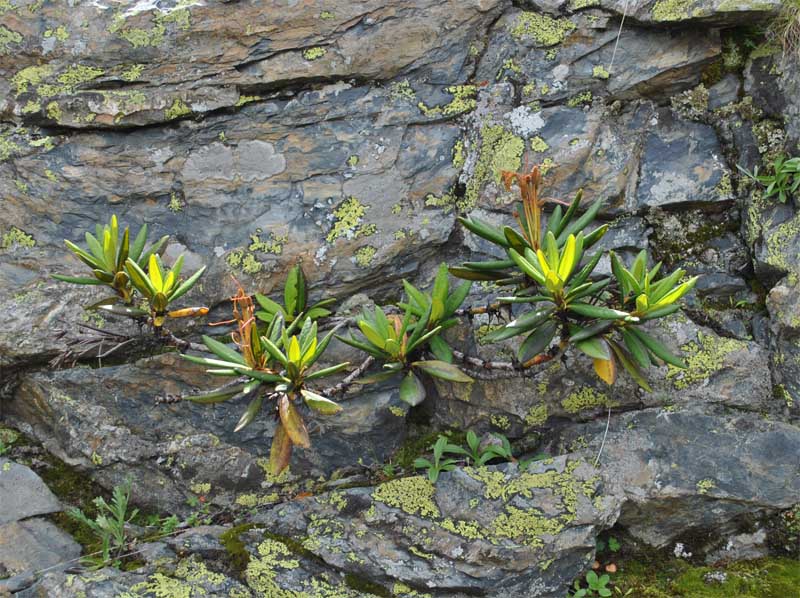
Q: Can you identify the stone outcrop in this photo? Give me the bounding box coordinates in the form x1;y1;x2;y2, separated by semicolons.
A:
1;0;799;594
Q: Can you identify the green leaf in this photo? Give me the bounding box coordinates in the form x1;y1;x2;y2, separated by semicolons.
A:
518;320;557;362
429;335;454;363
444;280;472;316
262;337;289;367
554;189;583;237
556;196;603;245
628;327;686;368
402;280;429;311
51;274;105;285
654;277;698;306
65;239;105;270
641;304;681;321
399;371;426;406
546;204;563;235
621;328;651;369
138;235;169;269
284;264;307;317
304;362;350;381
116;227;130;272
432;263;449;303
575;335;612;360
570;251;603;288
358;320;386;349
234;394;264;432
568;302;632;320
608;339;652;392
124;258;157;298
182;354;252;370
202;335;247;366
169;266;206;302
569;320;614;343
335;334;386;358
185;384;246;404
130;223;148;262
457;216;509;247
301;389;343;415
507;248;546;285
504;226;529;253
255;293;283;315
411;360;472;382
96;304;149;318
353;370;401;385
406;324;443;354
460;259;516;271
448;267;511;281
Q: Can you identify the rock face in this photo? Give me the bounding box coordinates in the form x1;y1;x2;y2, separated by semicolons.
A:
2;0;800;594
0;459;81;593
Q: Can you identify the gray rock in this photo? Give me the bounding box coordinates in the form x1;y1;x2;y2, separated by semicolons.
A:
0;459;62;525
636;108;732;209
706;528;769;564
0;519;81;594
5;354;409;513
252;456;621;597
546;408;800;549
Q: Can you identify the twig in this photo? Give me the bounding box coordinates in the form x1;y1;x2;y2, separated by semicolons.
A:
451;348;560;380
322;356;375;396
594;408;612;467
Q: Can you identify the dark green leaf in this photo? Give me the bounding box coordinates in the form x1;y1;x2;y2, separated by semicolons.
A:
411;360;472;382
518;320;557;362
399;371;426;406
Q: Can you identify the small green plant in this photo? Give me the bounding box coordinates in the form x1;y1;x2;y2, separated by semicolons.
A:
452;165;694;389
399;263;472;362
572;571;612;597
255;264;336;326
185;495;213;527
184;285;349;476
738;155;800;203
413;436;461;482
52;215;167;305
125;253;207;327
336;276;472;405
53;214;207;327
413;431;522;481
67;482;139;569
596;536;621;553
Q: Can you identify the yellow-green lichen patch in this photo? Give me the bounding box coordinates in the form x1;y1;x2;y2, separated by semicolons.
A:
462;125;524;212
0;25;22;54
424;191;456;213
525;403;548;427
567;91;592;107
236;493;279;508
666;332;746;390
249;230;288;255
165;98;191;120
763;212;800;275
509;12;576;46
417;85;477;118
452;139;465;169
326;197;376;243
389;405;406;417
592;65;610;79
320;10;335;19
226;249;263;275
652;0;693;21
56;65;104;91
0;131;21;161
245;538;300;595
120;64;145;82
302;46;327;60
372;476;440;518
29;136;55;151
389;80;416;103
1;226;35;250
21;100;41;114
696;478;716;494
235;94;261;107
46;101;62;120
530;136;549;153
561;386;613;413
44;25;69;41
12;65;54;94
490;414;511;430
130;557;231;597
571;0;600;8
347;155;359;167
354;245;377;267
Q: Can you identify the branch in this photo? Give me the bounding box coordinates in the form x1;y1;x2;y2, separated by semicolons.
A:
451;348;560;380
321;356;375;397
